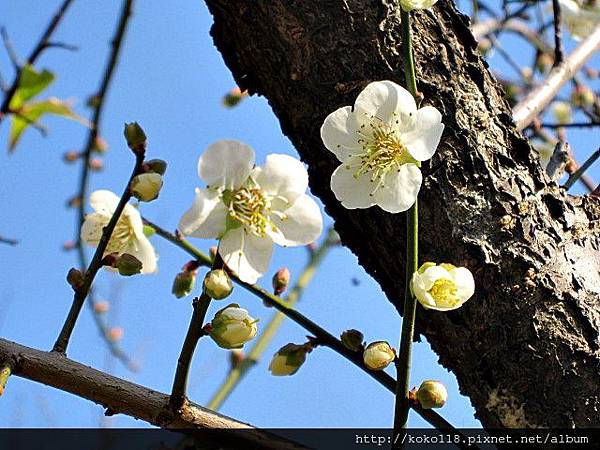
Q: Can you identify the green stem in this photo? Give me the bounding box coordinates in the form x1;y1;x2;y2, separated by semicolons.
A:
207;228;336;410
393;9;420;438
563;147;600;190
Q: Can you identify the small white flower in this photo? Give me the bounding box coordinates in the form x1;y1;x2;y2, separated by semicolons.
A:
400;0;438;11
81;190;157;274
552;101;572;125
559;0;600;41
410;262;474;311
363;341;396;370
179;140;323;284
210;304;258;349
130;172;163;202
320;80;444;213
268;343;309;376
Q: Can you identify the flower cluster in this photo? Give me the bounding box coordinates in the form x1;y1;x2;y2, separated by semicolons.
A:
320;80;444;213
179;140;323;284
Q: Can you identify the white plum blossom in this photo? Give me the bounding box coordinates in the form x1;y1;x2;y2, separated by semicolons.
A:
179;140;323;284
210;304;258;349
320;80;444;213
400;0;438;11
81;190;158;274
410;262;474;311
559;0;600;41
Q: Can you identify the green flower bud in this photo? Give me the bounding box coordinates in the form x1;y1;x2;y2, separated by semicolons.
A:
172;271;196;299
130;172;163;202
210;304;258;349
123;122;147;151
203;269;233;300
222;87;247;108
144;158;168;175
272;267;290;295
416;380;448;409
116;253;143;276
571;86;595;108
341;329;364;352
553;102;572;125
268;343;309;376
363;341;395;370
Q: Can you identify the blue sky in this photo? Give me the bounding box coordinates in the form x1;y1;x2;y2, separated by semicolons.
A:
0;0;596;431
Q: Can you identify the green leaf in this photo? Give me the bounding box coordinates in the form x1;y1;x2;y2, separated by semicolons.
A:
9;65;55;110
9;97;87;151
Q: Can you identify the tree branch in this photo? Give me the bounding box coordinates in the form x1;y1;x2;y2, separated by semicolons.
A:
0;337;304;449
513;23;600;130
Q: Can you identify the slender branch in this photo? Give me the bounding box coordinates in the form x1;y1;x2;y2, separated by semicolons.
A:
0;235;18;246
1;27;21;69
169;292;214;409
0;338;305;449
207;228;336;410
541;121;600;129
551;0;564;66
513;24;600;130
393;10;420;441
53;148;145;354
142;219;469;440
73;0;135;368
0;0;75;123
563;148;600;191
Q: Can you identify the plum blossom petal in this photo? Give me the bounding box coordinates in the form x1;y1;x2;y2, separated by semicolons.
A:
219;227;274;284
372;163;422;213
198;140;255;190
178;188;228;239
268;195;323;247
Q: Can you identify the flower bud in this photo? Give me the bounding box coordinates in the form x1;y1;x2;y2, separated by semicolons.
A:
172;271;196;299
107;327;124;342
92;136;108;153
67;268;84;291
123;122;147;152
209;246;218;260
62;240;76;251
229;349;245;369
553;102;572;125
63;151;80;163
272;267;290;295
268;343;309;376
89;158;104;171
130;172;163;202
571;86;595;108
67;195;81;208
416;380;447;409
210;304;258;349
144;158;168;175
411;262;475;311
93;301;110;314
203;269;233;300
363;341;395;370
536;53;554;73
222;87;248;108
341;329;364;352
115;253;143;276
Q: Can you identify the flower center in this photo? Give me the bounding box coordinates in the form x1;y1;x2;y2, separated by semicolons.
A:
429;279;459;307
105;217;136;253
227;187;270;237
354;120;415;189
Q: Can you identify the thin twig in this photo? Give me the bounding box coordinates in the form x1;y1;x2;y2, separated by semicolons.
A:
142;219;468;440
541;121;600;129
53;147;145;354
513;24;600;130
73;0;135;368
0;0;75;123
1;27;21;69
551;0;564;66
0;235;18;246
563;148;600;191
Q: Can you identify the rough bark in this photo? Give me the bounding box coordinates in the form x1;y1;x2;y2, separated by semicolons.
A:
0;338;304;449
204;0;600;428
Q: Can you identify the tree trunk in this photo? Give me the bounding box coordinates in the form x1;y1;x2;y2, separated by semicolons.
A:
204;0;600;428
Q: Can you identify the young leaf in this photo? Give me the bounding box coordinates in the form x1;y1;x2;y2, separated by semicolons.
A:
9;98;87;151
9;65;55;110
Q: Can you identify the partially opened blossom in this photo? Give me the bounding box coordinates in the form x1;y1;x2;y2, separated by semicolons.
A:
81;190;158;274
321;80;444;213
410;262;474;311
179;141;323;284
559;0;600;41
400;0;438;11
